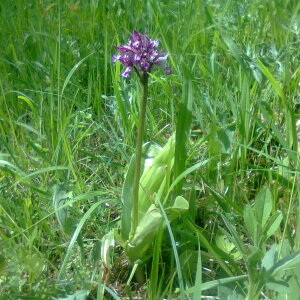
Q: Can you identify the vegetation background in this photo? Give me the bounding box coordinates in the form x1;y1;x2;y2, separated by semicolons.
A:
1;0;300;299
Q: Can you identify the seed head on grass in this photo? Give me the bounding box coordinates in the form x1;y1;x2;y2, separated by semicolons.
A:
113;30;171;79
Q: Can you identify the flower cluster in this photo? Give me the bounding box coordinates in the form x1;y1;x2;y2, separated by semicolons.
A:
113;30;171;78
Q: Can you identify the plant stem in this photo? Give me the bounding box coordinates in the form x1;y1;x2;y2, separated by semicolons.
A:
246;277;261;300
130;73;149;240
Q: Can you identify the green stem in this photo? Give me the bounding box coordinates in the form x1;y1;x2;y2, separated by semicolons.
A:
130;73;149;240
246;273;264;300
246;282;260;300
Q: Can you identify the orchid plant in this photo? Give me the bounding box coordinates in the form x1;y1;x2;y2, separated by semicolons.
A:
113;30;172;241
102;30;188;272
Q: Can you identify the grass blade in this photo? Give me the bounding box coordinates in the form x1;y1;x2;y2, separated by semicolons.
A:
58;201;104;280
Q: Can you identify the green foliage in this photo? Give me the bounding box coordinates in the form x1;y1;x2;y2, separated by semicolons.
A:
219;187;299;300
1;0;300;299
120;137;189;264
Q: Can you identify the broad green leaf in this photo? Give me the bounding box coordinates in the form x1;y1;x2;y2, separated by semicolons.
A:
275;267;300;300
126;196;189;264
243;204;256;238
280;239;293;258
125;205;163;263
270;251;300;276
264;211;283;239
165;196;189;220
255;188;272;228
215;231;242;261
121;143;162;241
172;195;189;210
138;164;168;218
138;137;175;219
261;244;278;271
123;137;179;263
266;280;290;293
217;126;234;155
143;143;163;169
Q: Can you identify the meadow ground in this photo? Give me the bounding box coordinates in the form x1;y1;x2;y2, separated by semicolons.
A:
1;0;300;299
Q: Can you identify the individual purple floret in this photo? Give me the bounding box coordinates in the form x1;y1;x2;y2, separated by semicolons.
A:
113;30;171;78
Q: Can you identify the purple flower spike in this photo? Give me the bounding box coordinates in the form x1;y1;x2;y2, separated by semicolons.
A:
113;30;171;78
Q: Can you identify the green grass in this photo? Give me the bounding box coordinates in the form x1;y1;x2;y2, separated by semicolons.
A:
1;0;300;299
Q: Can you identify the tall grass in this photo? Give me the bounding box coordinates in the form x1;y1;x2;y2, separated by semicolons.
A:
1;0;300;299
